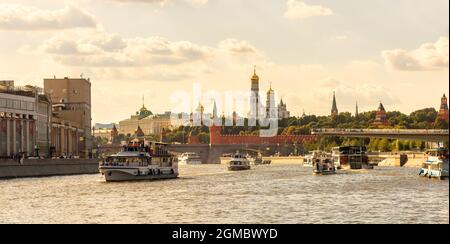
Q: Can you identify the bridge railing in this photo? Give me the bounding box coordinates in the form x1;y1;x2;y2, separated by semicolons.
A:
312;128;449;134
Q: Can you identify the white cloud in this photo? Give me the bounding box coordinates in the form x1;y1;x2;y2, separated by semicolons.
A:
218;39;257;55
24;29;264;82
382;37;449;71
0;4;97;31
284;0;334;20
38;30;214;67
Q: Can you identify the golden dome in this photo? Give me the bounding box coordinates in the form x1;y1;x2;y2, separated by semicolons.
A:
251;65;259;81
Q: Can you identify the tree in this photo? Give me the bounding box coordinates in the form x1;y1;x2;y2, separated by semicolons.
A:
378;139;391;152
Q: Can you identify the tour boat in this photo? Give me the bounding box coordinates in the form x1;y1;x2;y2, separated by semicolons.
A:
419;148;449;180
312;151;336;175
228;153;251;171
99;140;178;182
332;146;373;170
178;152;202;165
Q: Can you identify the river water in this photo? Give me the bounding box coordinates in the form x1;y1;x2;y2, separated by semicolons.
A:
0;163;448;224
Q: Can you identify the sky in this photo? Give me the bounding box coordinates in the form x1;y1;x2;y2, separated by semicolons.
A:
0;0;448;124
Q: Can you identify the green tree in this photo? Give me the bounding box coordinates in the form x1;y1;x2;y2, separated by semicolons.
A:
378;139;391;152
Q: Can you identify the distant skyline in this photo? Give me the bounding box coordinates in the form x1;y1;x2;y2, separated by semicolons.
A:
0;0;448;124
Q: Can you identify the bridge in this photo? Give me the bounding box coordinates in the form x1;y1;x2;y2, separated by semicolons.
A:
312;129;449;142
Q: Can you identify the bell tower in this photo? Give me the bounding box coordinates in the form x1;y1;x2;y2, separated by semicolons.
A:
249;66;260;119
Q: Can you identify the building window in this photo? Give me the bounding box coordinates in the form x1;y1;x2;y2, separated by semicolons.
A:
27;102;34;111
6;99;13;108
13;100;20;109
21;101;27;110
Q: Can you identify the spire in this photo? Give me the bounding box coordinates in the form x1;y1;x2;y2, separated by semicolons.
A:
267;82;274;94
251;65;259;81
355;101;359;117
142;94;145;107
331;91;338;116
212;100;218;119
378;101;385;111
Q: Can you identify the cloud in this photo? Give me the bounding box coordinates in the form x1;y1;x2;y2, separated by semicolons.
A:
382;37;449;71
24;29;264;82
218;39;257;55
39;30;214;67
284;0;334;20
311;78;400;112
0;4;97;31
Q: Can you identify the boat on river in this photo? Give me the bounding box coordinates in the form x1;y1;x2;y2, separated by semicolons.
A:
303;153;314;167
332;146;373;170
312;151;336;175
228;152;251;171
178;152;202;165
99;140;178;182
248;153;271;165
419;148;449;180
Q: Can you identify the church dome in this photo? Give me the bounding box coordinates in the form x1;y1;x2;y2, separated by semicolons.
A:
251;66;259;81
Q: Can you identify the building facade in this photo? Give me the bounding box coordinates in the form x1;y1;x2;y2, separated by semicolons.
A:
278;99;290;119
50;116;83;157
373;102;389;126
0;82;51;157
119;103;173;137
438;94;449;122
44;77;92;157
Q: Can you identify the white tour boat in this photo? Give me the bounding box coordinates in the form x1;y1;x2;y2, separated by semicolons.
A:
419;148;449;180
99;140;178;182
178;152;202;165
228;153;251;171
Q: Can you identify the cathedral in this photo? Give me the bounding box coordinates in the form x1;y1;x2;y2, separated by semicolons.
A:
250;67;290;121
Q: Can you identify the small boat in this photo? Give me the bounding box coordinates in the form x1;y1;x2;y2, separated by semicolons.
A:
228;153;251;171
312;152;336;175
303;154;314;167
249;153;271;165
419;148;449;180
178;152;202;165
99;140;178;182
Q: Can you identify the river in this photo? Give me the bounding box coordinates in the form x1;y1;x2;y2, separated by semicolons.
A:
0;163;448;224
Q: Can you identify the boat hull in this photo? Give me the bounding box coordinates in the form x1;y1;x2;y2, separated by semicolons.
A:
313;170;336;175
99;167;178;182
419;168;449;180
228;166;251;171
178;159;203;165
